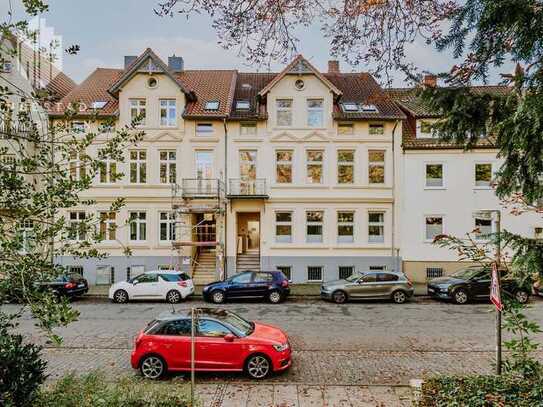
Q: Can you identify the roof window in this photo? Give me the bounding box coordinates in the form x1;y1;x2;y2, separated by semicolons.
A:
361;104;378;112
92;101;107;109
341;102;360;112
236;100;250;110
204;100;220;110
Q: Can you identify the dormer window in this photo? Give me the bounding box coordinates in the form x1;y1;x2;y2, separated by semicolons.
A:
236;100;250;110
204;100;220;111
361;104;378;112
92;101;107;109
341;102;359;112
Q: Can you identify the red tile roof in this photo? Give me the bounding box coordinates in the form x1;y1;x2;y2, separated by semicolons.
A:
45;72;77;101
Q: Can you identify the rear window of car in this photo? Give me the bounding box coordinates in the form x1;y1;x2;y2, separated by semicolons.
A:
377;273;399;282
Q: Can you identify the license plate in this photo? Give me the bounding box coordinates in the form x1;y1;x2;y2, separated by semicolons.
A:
77;283;85;288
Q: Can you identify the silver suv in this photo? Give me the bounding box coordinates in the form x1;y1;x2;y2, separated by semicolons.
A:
320;271;414;304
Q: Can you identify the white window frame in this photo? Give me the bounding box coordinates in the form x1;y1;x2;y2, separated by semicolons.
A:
275;211;293;243
159;150;176;184
307;266;324;282
276;99;293;127
69;211;86;241
236;100;250;110
473;212;495;241
196;123;214;135
129;150;147;184
69;151;86;181
337;149;355;184
307;98;324;128
474;162;493;189
368;150;385;184
99;159;117;184
306;149;324;184
416;119;437;138
425;162;445;189
306;210;324;243
129;211;147;242
129;99;146;126
159;211;176;242
275;149;293;184
368;211;385;243
99;212;116;241
204;100;220;110
369;123;385;136
339;265;355;279
19;219;34;253
276;266;292;282
71;121;86;133
337;211;355;243
159;99;177;127
240;122;257;136
425;215;444;242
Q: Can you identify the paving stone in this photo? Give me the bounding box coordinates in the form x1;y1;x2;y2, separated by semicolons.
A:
246;384;275;407
273;384;299;407
298;385;324;407
323;386;351;407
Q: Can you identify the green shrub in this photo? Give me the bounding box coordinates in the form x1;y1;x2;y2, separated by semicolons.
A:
419;371;543;407
0;316;47;407
36;372;194;407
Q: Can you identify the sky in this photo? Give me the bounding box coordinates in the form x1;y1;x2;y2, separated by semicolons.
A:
2;0;512;86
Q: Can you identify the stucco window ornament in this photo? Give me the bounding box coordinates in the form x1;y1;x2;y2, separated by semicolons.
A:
294;79;305;90
147;77;158;89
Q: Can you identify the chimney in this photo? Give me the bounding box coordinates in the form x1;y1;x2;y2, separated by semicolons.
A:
124;55;137;69
328;60;340;74
423;74;437;87
168;55;184;72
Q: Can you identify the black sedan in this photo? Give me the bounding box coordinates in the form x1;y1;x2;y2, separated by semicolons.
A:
202;270;290;304
427;266;530;304
37;273;89;299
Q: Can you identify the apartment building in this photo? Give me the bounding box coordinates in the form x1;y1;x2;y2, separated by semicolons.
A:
388;83;543;287
49;49;405;285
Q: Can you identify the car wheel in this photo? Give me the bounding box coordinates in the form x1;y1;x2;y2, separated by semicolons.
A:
453;288;469;304
211;290;225;304
140;355;166;380
113;289;129;304
245;354;271;379
515;290;529;304
166;290;182;304
268;290;282;304
391;290;407;304
332;290;347;304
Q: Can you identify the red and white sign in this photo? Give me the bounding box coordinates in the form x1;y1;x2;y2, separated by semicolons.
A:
490;263;503;311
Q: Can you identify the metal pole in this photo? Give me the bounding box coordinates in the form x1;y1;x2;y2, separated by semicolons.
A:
495;211;502;375
191;307;195;405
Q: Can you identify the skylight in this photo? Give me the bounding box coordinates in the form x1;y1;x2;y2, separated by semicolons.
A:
341;102;359;112
204;100;220;110
361;104;378;112
236;100;250;110
92;101;107;109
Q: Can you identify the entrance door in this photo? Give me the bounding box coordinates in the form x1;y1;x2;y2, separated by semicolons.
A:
247;220;260;250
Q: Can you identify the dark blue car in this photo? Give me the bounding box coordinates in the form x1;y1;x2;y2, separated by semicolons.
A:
202;270;290;304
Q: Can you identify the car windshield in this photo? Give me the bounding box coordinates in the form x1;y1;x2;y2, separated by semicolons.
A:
199;309;254;337
451;268;485;280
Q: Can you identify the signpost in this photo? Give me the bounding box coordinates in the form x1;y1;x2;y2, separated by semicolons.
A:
490;263;503;311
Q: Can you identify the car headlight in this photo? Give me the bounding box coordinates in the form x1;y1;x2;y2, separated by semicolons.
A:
273;343;289;352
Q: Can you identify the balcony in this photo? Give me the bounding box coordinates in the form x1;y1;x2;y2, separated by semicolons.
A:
180;178;225;199
0;121;36;137
228;179;269;199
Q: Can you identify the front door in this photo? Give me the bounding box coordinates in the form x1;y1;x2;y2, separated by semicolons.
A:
247;220;260;250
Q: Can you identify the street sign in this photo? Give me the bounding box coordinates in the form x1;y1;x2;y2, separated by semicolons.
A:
490;263;503;311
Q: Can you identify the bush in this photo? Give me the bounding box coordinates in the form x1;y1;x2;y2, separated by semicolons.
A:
36;372;193;407
419;371;543;407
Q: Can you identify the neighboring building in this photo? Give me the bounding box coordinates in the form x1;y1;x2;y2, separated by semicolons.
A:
387;81;543;288
49;49;406;285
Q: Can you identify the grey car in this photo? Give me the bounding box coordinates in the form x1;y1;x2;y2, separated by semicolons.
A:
320;271;414;304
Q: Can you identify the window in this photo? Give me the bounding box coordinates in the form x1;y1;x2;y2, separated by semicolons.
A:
240;122;257;136
361;273;377;283
198;319;231;337
475;163;492;187
276;150;293;183
426;267;444;279
98;122;114;133
368;150;385;184
254;272;273;283
338;123;354;135
307;99;324;127
337;150;354;184
160;320;191;336
69;211;86;241
236;100;250;110
535;227;543;240
160;99;177;127
361;104;378;112
306;211;324;243
99;159;117;184
135;273;159;283
276;99;292;126
341;102;359;112
277;266;292;281
129;99;146;126
69;151;86;181
196;123;213;134
195;151;213;178
275;212;292;243
307;266;323;282
337;211;354;243
474;213;493;240
69;266;84;277
159;151;176;184
339;266;354;280
306;150;323;184
231;273;252;284
425;163;443;188
417;120;436;138
369;265;386;271
1;61;13;73
425;216;443;241
147;77;158;88
159;212;176;242
378;273;399;282
294;79;305;90
96;265;113;285
129;212;147;241
72;121;86;133
99;212;116;241
19;219;34;253
368;212;384;243
158;264;175;271
92;101;107;109
129;150;147;183
204;100;220;110
239;150;257;180
369;123;384;135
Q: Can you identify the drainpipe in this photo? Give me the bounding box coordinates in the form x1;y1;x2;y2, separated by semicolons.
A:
223;117;228;280
391;120;400;272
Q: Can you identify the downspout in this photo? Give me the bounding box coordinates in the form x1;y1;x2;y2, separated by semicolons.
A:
391;119;400;272
223;117;228;280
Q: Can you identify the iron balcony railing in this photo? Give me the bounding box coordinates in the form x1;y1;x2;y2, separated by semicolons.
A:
180;178;224;199
0;121;35;137
228;178;268;197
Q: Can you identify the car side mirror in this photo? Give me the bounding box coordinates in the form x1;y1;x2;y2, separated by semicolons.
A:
224;333;235;342
132;280;139;285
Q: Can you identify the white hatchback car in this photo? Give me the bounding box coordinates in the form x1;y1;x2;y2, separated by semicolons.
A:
109;271;194;304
